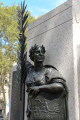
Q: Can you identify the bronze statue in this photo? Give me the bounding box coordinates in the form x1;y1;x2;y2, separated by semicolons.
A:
25;44;68;120
17;1;68;120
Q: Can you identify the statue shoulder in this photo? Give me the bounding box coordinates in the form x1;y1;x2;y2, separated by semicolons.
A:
44;65;67;91
25;61;33;68
25;61;33;73
44;65;57;70
44;65;65;81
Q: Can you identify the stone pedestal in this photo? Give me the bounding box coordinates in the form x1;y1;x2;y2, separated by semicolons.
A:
9;66;24;120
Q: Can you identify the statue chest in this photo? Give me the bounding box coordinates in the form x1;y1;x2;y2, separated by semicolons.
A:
26;69;48;86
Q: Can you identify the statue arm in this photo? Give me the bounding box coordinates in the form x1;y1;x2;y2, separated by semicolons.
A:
30;82;65;94
40;83;64;93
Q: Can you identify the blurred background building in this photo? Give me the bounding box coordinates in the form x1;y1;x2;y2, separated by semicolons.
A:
0;74;9;119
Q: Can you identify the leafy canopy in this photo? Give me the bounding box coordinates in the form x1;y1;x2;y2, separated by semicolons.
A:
0;2;36;102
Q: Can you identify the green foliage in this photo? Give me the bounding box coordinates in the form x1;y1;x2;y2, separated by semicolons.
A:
0;2;36;103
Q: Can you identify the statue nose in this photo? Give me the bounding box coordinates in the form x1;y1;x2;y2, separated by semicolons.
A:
40;52;42;55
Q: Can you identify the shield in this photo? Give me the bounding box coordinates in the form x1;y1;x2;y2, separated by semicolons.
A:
29;91;67;120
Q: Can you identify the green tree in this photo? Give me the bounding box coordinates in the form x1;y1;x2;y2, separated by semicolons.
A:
0;2;36;104
0;49;10;105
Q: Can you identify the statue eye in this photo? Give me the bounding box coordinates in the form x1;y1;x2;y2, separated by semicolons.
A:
36;51;40;54
35;50;44;54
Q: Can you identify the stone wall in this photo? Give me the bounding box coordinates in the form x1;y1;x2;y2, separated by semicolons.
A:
27;0;80;120
9;66;24;120
9;66;20;120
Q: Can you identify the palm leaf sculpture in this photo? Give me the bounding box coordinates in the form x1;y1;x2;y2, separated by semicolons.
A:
17;0;28;119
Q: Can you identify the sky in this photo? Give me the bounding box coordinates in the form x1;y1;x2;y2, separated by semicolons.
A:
1;0;67;18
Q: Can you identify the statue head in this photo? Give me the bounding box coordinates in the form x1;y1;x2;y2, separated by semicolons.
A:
29;44;46;62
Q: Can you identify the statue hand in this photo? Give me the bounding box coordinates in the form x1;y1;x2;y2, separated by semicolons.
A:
29;86;39;96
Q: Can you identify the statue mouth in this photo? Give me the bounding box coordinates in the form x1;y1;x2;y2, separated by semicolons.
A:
36;56;45;61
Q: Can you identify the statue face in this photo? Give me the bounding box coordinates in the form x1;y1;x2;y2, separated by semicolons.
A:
34;47;45;62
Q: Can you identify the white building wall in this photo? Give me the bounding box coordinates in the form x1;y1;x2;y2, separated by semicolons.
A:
4;85;9;115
